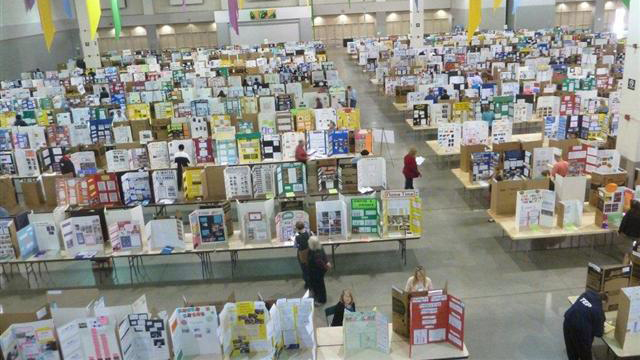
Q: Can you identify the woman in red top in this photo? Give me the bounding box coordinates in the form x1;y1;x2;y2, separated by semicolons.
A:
403;148;420;189
295;140;309;163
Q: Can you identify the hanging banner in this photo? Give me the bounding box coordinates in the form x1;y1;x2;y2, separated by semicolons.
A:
493;0;503;11
25;0;36;11
111;0;121;39
468;0;481;44
63;0;73;18
37;0;56;51
249;9;276;20
229;0;239;35
239;0;245;9
512;0;521;14
622;0;630;7
86;0;102;40
182;0;187;11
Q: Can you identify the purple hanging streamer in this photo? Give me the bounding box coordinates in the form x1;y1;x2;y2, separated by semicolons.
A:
25;0;36;11
228;0;239;35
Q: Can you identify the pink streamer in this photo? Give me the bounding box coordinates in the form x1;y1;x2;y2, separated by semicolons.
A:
228;0;239;35
182;0;187;11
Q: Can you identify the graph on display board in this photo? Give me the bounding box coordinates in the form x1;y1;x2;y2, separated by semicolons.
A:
491;120;512;144
169;306;222;359
462;121;489;146
351;198;380;235
409;294;465;351
437;123;461;153
119;313;170;360
343;311;390;356
224;166;252;200
189;209;227;248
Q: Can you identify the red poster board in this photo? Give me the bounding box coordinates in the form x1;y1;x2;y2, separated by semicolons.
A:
567;145;589;176
409;293;465;352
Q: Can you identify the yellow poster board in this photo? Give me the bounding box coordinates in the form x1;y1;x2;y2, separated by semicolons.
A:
337;108;361;130
126;103;151;121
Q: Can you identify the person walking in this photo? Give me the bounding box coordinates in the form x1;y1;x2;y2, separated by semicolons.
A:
563;290;605;360
294;221;311;289
308;237;331;305
295;140;309;163
331;289;356;326
619;200;640;264
402;148;421;189
347;86;357;108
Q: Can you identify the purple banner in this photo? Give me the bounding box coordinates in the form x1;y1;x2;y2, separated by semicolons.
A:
25;0;36;11
228;0;239;35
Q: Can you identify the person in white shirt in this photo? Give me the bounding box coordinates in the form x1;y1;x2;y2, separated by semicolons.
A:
174;144;191;192
405;265;433;293
347;85;358;108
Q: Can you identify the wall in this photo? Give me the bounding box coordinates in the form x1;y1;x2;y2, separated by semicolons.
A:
0;1;81;79
512;0;556;30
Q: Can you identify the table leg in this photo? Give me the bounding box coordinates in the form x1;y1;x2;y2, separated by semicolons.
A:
331;245;338;270
399;239;407;265
230;251;238;277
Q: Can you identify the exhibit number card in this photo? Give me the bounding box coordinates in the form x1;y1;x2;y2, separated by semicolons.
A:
409;293;465;352
343;311;390;355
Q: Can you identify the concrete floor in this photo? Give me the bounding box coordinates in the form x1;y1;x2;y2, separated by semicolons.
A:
0;48;628;359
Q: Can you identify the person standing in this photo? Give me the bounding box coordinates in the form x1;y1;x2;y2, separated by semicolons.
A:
404;265;433;292
99;87;110;103
308;237;331;305
551;151;569;178
13;114;28;127
347;86;358;108
331;289;356;326
439;90;451;100
563;290;605;360
619;200;640;264
59;155;76;176
174;144;191;192
295;140;309;163
294;221;311;289
402;148;421;189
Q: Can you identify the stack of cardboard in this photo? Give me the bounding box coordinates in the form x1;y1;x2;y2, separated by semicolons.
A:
585;262;631;311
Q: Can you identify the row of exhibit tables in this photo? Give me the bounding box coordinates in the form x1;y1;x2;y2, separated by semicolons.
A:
0;229;421;287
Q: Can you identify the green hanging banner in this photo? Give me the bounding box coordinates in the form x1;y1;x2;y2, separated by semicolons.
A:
622;0;630;7
111;0;122;39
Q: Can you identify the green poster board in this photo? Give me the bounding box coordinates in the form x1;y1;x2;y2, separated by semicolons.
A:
351;198;380;235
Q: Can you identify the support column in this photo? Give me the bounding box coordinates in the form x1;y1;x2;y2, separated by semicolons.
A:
74;0;102;69
145;25;160;51
375;12;386;36
593;0;606;33
409;0;424;48
617;2;640;184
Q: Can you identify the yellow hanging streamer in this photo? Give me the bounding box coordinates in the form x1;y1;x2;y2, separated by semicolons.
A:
468;0;481;44
493;0;503;11
37;0;56;52
238;0;245;9
86;0;102;40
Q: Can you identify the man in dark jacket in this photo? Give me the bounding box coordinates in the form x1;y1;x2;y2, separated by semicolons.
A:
563;290;606;360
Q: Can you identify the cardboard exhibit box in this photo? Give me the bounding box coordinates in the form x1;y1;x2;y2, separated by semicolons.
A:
489;178;550;215
460;144;487;173
41;173;72;207
18;179;46;210
391;286;428;338
0;176;19;212
201;165;227;201
549;138;581;160
614;287;640;354
585;263;631;311
588;170;628;206
630;252;640;287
